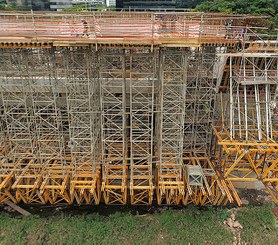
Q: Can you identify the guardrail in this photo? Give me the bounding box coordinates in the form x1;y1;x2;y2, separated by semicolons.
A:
0;12;274;41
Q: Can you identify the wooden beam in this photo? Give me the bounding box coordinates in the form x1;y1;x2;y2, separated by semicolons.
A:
4;200;31;216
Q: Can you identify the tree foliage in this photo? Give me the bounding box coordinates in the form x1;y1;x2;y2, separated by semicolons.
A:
196;0;276;14
62;4;109;12
0;1;32;11
62;5;88;12
178;0;204;8
195;0;278;28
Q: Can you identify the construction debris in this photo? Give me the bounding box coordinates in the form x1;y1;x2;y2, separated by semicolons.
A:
4;200;31;216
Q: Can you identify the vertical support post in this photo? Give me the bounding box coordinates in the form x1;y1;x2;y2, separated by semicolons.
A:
254;84;262;141
253;57;262;141
229;56;234;139
31;10;38;41
265;57;269;141
243;57;248;141
237;84;242;139
265;84;269;141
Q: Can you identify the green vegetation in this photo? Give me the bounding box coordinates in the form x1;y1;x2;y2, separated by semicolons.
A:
61;4;88;12
0;1;31;11
196;0;278;29
237;204;278;243
196;0;276;14
0;205;277;245
62;4;111;12
0;207;232;245
178;0;204;8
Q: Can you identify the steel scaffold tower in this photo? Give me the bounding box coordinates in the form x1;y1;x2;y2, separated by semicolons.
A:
65;47;101;204
128;49;156;205
182;47;234;205
184;47;216;154
100;49;127;204
2;49;22;203
0;64;9;202
156;48;187;205
196;47;217;152
32;48;69;204
0;49;43;203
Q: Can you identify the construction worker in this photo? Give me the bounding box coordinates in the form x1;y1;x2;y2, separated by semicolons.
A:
228;19;234;37
236;28;246;51
224;20;233;39
81;19;89;37
241;28;246;40
160;14;166;32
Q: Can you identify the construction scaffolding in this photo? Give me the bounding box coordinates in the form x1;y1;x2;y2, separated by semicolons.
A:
0;11;277;206
213;51;278;204
65;47;101;204
155;48;187;204
128;49;156;205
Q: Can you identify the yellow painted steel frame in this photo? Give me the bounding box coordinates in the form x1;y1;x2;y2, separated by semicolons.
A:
130;165;154;205
183;156;238;206
0;157;103;205
102;165;128;205
40;160;71;205
156;165;185;205
0;160;15;203
213;127;278;204
1;151;275;206
12;159;45;204
70;166;101;205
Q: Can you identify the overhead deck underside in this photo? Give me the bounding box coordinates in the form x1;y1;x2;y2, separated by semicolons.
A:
0;12;277;205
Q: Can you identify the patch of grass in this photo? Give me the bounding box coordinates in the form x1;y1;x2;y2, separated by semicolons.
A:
0;214;47;245
157;207;233;244
237;203;278;244
0;206;234;245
